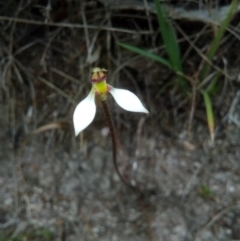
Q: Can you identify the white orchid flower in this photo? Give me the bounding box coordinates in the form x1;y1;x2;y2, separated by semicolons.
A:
73;67;149;136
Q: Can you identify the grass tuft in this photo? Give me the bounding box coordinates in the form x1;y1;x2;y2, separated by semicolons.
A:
118;0;238;141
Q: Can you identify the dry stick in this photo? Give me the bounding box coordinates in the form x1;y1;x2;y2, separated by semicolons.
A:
0;16;150;34
101;99;134;188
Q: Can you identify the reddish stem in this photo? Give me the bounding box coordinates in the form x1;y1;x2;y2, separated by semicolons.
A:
101;99;132;187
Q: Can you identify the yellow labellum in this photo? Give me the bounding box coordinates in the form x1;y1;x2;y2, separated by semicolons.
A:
94;81;108;94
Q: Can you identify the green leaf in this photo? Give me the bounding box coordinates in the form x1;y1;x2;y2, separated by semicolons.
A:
154;0;187;90
154;0;181;72
206;71;222;95
117;42;173;69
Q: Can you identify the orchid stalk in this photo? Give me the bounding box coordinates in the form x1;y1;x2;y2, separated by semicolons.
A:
73;67;149;186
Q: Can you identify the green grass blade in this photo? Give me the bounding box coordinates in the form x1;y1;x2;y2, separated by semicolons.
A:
154;0;181;71
154;0;187;90
202;90;215;142
206;71;222;95
118;42;173;69
119;1;189;91
199;0;238;81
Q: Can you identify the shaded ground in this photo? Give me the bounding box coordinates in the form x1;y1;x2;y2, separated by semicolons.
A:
1;0;240;240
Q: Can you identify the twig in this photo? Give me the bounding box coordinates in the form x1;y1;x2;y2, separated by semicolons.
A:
187;82;197;135
0;16;151;34
143;0;155;47
50;67;80;84
40;28;61;72
181;163;201;200
175;24;231;80
38;77;75;104
194;205;240;241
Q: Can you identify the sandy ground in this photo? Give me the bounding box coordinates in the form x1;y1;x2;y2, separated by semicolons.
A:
1;104;240;241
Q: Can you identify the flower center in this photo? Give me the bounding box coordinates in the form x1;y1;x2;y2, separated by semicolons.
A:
91;67;107;83
91;67;108;94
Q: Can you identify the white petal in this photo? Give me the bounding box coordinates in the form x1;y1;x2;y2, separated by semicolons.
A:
109;87;149;114
73;89;96;136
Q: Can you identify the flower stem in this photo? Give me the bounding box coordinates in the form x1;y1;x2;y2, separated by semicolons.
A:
101;99;132;187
